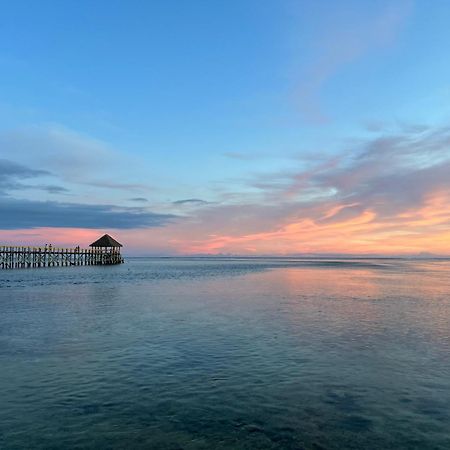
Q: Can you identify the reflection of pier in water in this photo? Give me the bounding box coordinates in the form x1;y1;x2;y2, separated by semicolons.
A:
0;234;124;270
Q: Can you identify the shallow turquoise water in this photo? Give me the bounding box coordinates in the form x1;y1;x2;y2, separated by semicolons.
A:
1;258;450;449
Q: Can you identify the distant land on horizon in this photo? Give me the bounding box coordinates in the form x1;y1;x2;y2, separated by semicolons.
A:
123;252;450;260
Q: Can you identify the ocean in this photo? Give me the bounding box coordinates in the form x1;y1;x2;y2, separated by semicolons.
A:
1;257;449;449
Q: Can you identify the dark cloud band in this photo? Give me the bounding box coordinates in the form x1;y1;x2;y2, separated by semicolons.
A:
0;198;176;230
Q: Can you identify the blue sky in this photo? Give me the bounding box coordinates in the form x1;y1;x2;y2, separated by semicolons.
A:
1;0;450;254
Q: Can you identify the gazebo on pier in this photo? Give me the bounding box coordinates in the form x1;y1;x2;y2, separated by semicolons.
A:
89;234;124;264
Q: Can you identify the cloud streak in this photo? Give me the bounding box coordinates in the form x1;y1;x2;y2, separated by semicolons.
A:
172;198;210;206
0;197;176;230
127;123;450;255
0;158;51;191
294;0;413;123
0;125;152;198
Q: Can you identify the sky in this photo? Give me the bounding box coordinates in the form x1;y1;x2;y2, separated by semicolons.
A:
1;0;450;255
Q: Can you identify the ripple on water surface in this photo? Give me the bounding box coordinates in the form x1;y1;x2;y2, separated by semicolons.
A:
1;257;450;449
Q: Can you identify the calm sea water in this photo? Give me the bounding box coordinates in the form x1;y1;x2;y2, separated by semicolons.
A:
1;257;450;449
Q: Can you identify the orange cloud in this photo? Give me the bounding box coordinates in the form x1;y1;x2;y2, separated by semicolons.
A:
2;125;450;256
1;198;449;256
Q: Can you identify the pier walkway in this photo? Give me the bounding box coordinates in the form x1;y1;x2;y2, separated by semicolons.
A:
0;246;123;269
0;234;124;270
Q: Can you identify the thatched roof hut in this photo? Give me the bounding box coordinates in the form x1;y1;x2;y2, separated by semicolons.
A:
89;234;122;248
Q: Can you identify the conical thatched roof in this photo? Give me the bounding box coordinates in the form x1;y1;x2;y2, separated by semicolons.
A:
89;234;122;248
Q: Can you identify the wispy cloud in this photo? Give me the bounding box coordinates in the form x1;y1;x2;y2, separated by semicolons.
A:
222;152;264;161
87;181;148;191
33;185;70;194
0;158;50;192
172;198;210;206
129;197;148;203
293;0;413;123
0;142;173;231
0;125;151;196
129;123;450;255
0;125;113;178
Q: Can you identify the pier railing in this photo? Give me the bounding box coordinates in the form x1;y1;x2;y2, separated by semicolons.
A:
0;246;123;269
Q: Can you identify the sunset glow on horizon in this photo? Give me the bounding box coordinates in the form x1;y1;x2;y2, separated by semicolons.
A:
2;1;450;256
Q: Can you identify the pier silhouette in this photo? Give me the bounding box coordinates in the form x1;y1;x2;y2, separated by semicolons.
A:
0;234;123;269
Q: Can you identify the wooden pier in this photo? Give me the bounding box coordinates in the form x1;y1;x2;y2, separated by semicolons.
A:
0;234;124;270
